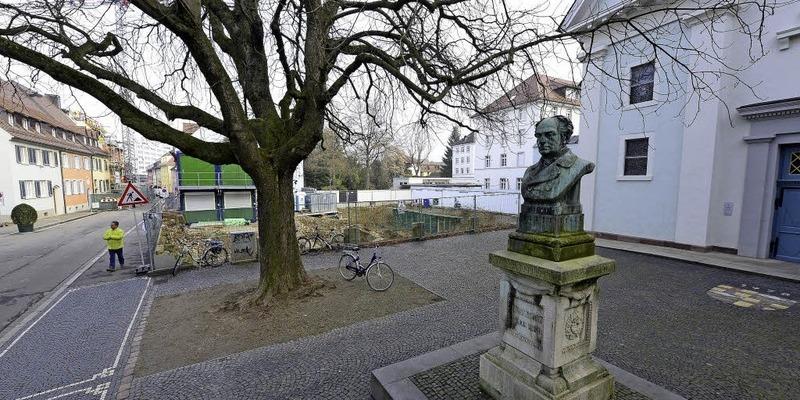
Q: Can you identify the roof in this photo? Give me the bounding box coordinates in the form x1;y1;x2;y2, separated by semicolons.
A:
479;74;580;114
0;81;107;156
453;132;475;145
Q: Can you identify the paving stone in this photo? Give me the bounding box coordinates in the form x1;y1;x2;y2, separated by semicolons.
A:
125;231;800;399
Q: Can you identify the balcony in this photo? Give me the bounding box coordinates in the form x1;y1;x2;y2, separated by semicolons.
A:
178;170;254;189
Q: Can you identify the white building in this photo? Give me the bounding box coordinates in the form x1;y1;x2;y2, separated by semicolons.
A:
562;0;800;262
454;75;582;192
132;132;174;177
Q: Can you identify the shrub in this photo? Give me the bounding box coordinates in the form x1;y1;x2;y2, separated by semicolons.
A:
11;203;38;226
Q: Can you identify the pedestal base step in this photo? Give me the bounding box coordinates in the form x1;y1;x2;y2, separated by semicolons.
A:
370;334;683;400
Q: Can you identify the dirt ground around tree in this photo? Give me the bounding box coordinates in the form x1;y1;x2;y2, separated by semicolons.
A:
135;268;442;377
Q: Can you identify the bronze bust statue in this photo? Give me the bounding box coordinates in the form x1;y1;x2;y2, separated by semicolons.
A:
517;115;595;235
522;116;594;204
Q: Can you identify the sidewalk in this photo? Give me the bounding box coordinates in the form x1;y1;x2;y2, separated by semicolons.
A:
596;238;800;282
0;210;96;235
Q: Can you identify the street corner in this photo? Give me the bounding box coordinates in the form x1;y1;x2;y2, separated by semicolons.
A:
707;284;796;311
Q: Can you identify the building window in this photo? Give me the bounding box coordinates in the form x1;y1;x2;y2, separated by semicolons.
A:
84;157;90;170
500;178;509;190
65;181;72;195
54;152;59;167
23;180;35;199
485;155;491;168
630;61;655;104
13;114;23;127
466;145;470;152
623;138;649;176
27;148;37;164
516;177;522;191
42;150;50;165
500;153;507;167
466;167;470;174
15;145;26;164
484;178;490;189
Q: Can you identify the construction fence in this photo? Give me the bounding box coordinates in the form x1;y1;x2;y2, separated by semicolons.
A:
295;192;520;245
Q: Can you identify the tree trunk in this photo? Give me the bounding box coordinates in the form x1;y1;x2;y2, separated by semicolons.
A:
364;161;371;189
253;167;306;303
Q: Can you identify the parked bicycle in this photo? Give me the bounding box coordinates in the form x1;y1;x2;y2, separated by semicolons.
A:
172;238;228;276
338;245;395;291
298;227;344;254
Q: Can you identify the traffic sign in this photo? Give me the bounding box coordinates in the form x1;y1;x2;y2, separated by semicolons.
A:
118;182;150;206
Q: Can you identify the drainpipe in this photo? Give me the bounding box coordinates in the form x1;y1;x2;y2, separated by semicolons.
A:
59;151;66;215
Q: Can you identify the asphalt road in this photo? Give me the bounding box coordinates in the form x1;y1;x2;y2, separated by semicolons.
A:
0;209;139;333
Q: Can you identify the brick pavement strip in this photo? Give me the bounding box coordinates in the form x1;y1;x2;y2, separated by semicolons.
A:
126;230;800;399
0;278;150;400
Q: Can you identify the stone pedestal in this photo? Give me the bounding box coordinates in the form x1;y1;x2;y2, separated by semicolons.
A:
479;249;615;400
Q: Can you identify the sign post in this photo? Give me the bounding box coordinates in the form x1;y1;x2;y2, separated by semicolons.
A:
118;183;150;271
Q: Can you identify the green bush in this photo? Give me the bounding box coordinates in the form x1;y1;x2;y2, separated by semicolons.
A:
11;203;38;225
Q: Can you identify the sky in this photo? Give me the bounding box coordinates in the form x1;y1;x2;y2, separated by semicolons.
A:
4;0;580;163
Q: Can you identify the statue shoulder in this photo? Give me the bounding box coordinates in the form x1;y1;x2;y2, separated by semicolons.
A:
575;157;595;174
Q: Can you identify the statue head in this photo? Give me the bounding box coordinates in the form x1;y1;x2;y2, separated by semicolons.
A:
534;115;573;158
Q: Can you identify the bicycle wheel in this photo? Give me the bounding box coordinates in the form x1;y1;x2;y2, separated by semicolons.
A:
338;254;358;281
202;247;228;267
330;234;345;250
366;262;394;291
298;237;311;254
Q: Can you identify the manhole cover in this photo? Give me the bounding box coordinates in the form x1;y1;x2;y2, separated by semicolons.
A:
707;284;795;310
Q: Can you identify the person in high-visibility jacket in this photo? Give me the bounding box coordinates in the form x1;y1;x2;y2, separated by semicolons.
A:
103;221;125;272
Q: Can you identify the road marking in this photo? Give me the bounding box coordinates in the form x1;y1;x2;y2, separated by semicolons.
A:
0;220;144;349
14;369;113;400
113;278;150;369
0;290;70;358
41;382;110;400
10;277;149;400
707;284;796;311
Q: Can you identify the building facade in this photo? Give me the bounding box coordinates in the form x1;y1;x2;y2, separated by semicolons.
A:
175;151;305;223
60;151;93;213
0;81;109;220
562;0;800;261
454;75;582;193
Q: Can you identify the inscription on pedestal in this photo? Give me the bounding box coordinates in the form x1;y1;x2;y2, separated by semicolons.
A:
508;294;543;350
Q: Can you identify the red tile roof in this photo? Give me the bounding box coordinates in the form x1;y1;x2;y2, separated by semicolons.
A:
0;81;108;156
480;74;581;114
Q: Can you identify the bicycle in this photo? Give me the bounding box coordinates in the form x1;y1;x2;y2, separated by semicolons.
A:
172;238;229;276
298;227;344;254
338;245;395;291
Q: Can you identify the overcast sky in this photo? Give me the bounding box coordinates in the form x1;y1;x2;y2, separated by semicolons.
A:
5;0;579;162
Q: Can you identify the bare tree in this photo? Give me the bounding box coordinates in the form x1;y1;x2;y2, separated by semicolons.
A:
0;0;774;303
343;100;394;189
401;128;432;176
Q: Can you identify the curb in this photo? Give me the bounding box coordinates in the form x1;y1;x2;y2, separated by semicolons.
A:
596;242;800;283
0;211;98;236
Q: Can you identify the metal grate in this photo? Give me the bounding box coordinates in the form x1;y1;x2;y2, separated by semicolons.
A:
790;152;800;175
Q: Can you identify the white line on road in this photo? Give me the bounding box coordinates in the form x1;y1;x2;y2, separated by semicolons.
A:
0;290;70;358
113;278;150;369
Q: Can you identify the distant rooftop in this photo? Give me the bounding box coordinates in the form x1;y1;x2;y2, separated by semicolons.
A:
479;74;581;114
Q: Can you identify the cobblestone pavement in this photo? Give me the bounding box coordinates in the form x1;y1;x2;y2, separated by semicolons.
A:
0;278;150;400
127;230;800;399
410;353;647;400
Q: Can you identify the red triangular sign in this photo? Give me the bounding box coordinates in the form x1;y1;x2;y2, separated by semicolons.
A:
118;182;150;206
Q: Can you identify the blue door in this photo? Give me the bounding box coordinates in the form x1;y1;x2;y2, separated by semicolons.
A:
773;145;800;262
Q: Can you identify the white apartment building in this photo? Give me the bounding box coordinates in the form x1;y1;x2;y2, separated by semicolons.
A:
454;75;582;192
451;133;476;179
562;0;800;261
